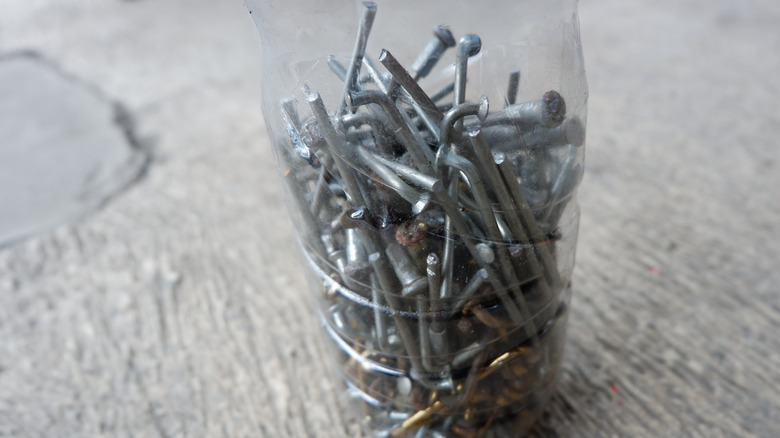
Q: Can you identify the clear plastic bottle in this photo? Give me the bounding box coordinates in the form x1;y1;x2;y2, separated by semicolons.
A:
244;1;587;436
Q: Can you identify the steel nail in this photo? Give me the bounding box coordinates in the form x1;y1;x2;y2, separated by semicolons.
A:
349;90;436;174
338;74;399;155
414;424;429;438
467;126;560;299
307;91;368;208
494;151;562;288
541;151;582;227
370;273;389;351
368;252;425;374
339;1;378;114
412;25;457;80
345;228;372;284
357;146;432;215
505;70;521;106
465;125;534;249
309;166;331;215
434;145;501;241
449;268;489;317
481;113;585;157
426;253;444;333
372;153;444;193
418;293;434;372
436;143;543;339
361;55;391;94
430;81;455;104
384;25;454;102
438;167;461;306
281;100;317;166
380;48;443;125
451;341;484;369
453;34;482;106
346;227;366;263
281;97;301;130
385;242;428;297
475;243;495;264
528;114;586;147
327;55;348;81
281;170;326;258
484;90;566;130
439;95;489;146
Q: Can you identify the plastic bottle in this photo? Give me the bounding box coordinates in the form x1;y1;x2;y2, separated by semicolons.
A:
244;1;587;435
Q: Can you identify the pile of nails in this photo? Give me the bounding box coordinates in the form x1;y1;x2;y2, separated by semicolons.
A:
276;3;583;437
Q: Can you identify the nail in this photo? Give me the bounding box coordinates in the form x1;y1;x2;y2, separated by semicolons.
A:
370;273;389;351
411;25;457;80
391;400;444;437
368;252;425;374
426;253;444;334
346;228;366;263
438;167;461;306
481;117;583;155
475;243;494;264
307;91;368;208
465;125;532;249
380;49;443;125
505;70;520;106
484;90;566;130
434;145;501;241
327;55;348;81
338;71;399;155
345;228;372;284
494;214;514;242
448;268;489;317
527;114;586;147
340;110;391;149
309;166;330;215
384;25;455;103
414;424;429;438
339;2;378;114
541;151;582;227
439;95;489;146
329;303;347;331
357;146;432;215
371;153;443;193
451;341;484;369
435;145;529;327
281;97;301;130
418;293;433;372
280;100;317;166
466;127;556;314
453;34;482;106
430;81;455;104
361;55;391;94
281;169;326;258
349;90;436;173
385;242;428;297
494;151;562;289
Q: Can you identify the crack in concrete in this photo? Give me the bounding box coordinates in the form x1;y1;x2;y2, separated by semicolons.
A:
0;50;155;247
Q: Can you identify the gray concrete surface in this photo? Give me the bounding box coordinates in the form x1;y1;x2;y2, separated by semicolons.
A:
0;0;779;437
0;54;149;246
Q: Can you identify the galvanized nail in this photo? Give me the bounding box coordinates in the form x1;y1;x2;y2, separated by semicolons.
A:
412;25;457;80
505;70;520;106
483;90;566;130
339;1;378;114
453;34;482;107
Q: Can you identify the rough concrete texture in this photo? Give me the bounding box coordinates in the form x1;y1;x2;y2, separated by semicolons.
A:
0;0;779;437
